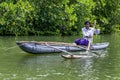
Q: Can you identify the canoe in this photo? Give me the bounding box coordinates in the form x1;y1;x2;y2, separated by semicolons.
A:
16;41;109;54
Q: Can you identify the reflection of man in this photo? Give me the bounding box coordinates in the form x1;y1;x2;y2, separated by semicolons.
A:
82;21;100;43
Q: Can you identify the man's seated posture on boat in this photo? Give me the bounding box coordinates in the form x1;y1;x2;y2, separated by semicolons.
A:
75;21;100;46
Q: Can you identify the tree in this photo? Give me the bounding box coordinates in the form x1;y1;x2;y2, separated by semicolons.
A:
0;0;35;35
30;0;94;35
92;0;120;33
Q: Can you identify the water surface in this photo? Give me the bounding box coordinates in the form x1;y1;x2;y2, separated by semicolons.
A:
0;34;120;80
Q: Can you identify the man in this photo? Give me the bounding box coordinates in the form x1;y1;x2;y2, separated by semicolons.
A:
75;20;100;46
82;21;100;44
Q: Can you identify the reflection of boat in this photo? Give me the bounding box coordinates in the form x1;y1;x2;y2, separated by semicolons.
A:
16;41;109;54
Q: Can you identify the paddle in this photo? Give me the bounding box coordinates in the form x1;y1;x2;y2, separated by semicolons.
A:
86;41;91;53
86;20;96;52
45;43;73;55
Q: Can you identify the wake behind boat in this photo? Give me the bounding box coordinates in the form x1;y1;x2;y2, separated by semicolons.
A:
16;41;109;54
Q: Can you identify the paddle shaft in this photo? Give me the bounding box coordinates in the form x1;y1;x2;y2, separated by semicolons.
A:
86;20;96;52
45;43;73;55
86;41;91;52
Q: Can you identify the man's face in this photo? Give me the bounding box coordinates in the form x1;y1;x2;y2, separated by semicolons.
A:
85;23;90;29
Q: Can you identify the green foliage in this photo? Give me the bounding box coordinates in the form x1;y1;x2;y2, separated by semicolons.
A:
92;0;120;33
0;0;119;36
31;0;94;35
0;0;35;36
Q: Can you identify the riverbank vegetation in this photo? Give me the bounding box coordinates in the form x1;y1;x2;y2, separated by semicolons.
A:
0;0;120;36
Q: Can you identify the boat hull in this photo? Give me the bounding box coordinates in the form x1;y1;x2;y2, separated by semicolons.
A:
16;41;109;54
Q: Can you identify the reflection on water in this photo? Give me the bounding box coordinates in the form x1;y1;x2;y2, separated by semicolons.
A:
17;49;108;80
0;34;120;80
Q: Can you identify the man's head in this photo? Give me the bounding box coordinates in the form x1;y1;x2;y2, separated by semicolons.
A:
84;21;90;29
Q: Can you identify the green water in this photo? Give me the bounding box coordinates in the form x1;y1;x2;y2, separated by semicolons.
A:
0;34;120;80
